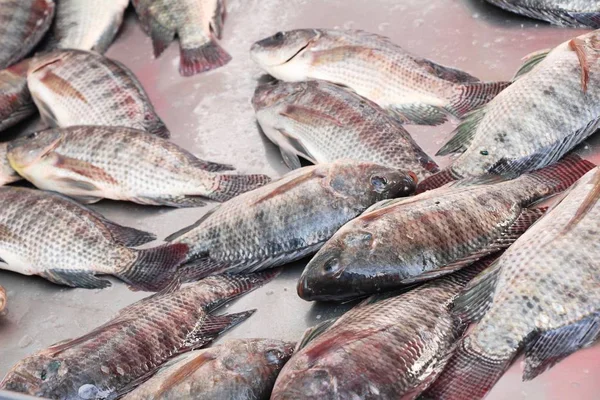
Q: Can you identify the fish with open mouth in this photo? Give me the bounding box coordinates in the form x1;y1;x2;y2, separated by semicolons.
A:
0;142;20;186
485;0;600;28
422;166;600;400
0;59;35;133
7;126;270;207
28;50;170;138
298;155;594;301
250;29;509;126
252;79;439;181
0;272;276;399
167;161;416;281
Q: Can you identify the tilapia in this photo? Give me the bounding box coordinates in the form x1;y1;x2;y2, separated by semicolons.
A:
0;272;276;399
0;59;35;133
0;186;188;290
252;79;439;181
0;284;6;316
28;50;170;138
132;0;230;76
124;338;295;400
0;142;20;186
298;155;594;301
422;166;600;400
167;161;416;280
0;0;55;69
273;257;497;400
250;29;509;126
7;126;270;207
419;30;600;192
43;0;129;53
486;0;600;28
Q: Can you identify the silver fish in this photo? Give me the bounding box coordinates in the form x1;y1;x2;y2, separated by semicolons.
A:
486;0;600;28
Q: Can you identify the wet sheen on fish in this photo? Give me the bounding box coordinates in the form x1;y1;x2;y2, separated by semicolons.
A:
486;0;600;28
0;59;35;133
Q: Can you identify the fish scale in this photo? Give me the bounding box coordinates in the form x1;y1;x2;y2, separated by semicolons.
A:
485;0;600;27
0;59;35;134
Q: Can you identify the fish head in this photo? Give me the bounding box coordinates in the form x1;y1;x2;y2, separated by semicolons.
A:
7;130;62;173
0;354;63;396
251;80;308;111
273;366;339;399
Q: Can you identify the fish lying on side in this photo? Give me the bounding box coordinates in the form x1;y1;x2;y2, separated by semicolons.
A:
7;126;270;207
0;272;276;399
0;59;35;133
486;0;600;28
0;142;20;186
0;0;55;69
273;256;498;400
298;155;594;301
419;29;600;192
0;186;188;290
167;161;416;281
0;284;6;316
132;0;230;76
423;166;600;400
250;29;508;126
28;50;170;138
252;79;439;181
43;0;129;53
124;339;295;400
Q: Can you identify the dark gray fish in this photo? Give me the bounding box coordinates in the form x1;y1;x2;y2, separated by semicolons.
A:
486;0;600;28
0;59;35;133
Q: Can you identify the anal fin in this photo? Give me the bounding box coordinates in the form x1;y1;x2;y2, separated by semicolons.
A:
388;103;449;126
183;310;256;350
149;20;175;57
40;269;111;289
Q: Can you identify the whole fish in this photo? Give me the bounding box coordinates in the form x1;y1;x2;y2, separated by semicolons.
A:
252;79;439;181
0;186;187;290
486;0;600;28
0;142;20;186
28;50;170;138
422;166;600;400
0;59;35;133
0;0;55;69
7;126;270;207
167;161;416;280
124;339;295;400
298;155;594;301
419;30;600;192
43;0;129;53
0;272;276;399
0;284;6;316
250;29;508;126
132;0;230;76
273;257;497;400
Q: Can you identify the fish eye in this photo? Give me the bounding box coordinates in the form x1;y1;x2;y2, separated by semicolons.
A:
40;370;47;381
274;31;284;40
323;258;340;274
370;175;389;191
26;132;38;140
265;349;284;364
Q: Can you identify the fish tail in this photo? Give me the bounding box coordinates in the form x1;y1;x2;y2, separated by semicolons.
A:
117;243;189;291
521;154;596;196
179;40;232;76
208;173;272;202
448;81;510;118
416;168;460;193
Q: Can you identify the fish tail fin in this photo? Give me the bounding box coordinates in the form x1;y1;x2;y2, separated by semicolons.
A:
208;173;271;202
117;243;189;291
145;119;171;139
448;81;510;118
416;168;460;194
179;40;231;76
519;154;596;196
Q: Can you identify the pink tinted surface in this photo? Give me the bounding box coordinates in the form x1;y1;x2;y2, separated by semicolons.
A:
0;1;599;399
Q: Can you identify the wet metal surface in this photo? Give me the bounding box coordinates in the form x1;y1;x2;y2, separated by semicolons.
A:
1;1;599;399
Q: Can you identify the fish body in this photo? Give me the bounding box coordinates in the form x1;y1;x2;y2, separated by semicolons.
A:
423;166;600;400
0;0;55;69
167;161;416;280
124;339;295;400
250;29;508;126
420;30;600;192
132;0;230;76
0;284;6;316
7;126;270;207
252;79;438;181
298;155;595;301
44;0;129;53
0;186;187;290
486;0;600;28
0;59;35;133
28;50;169;138
0;272;275;399
0;142;20;186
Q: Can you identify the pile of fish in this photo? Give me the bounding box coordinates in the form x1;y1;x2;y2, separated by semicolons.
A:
0;0;600;399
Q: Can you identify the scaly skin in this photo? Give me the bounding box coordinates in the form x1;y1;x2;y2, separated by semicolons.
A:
486;0;600;27
0;59;35;133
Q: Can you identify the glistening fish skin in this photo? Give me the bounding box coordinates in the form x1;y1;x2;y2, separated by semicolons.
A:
0;59;35;133
167;161;416;280
7;126;270;207
298;155;595;301
420;30;600;192
273;258;497;400
132;0;230;76
0;272;276;400
124;339;295;400
486;0;600;28
0;0;55;69
250;29;508;126
0;186;188;291
423;167;600;400
28;50;170;138
252;79;438;181
0;142;20;186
